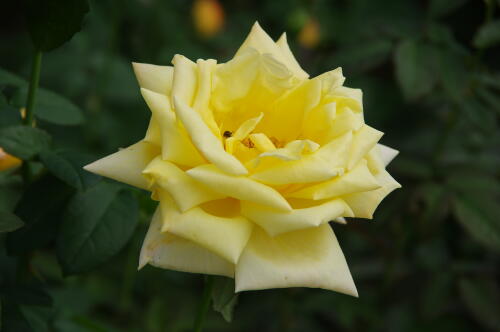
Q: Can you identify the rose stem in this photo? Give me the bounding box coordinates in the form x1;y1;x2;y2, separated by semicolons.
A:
23;50;42;126
22;50;42;184
193;275;214;332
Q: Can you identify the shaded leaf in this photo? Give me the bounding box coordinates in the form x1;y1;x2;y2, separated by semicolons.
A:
0;301;33;332
57;182;139;275
429;0;467;18
25;0;90;52
394;40;437;100
0;211;24;233
459;278;500;331
0;172;23;211
474;20;500;49
452;192;500;252
6;175;73;255
4;285;53;307
0;126;51;160
334;39;393;72
12;86;85;126
40;150;99;190
211;276;238;322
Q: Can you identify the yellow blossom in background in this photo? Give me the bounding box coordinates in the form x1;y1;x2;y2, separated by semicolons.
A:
84;22;400;296
0;147;22;171
192;0;224;39
298;18;320;49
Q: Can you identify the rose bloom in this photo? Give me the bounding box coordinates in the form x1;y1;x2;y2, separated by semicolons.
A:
85;23;400;296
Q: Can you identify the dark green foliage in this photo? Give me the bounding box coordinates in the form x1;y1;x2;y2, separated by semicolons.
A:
0;0;499;331
57;182;139;275
0;211;24;233
25;0;90;52
0;126;51;160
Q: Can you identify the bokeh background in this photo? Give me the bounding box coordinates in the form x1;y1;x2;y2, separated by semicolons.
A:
1;0;500;331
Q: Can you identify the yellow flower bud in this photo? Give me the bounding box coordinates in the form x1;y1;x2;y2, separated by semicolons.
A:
0;147;22;171
192;0;224;39
298;18;321;49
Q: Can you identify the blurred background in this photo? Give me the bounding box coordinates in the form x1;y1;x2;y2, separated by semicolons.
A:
1;0;499;331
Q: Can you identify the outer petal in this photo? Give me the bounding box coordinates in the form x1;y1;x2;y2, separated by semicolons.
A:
241;199;348;236
139;208;233;277
141;88;206;167
286;160;380;200
193;59;220;136
235;23;298;76
186;164;291;211
347;125;383;170
171;55;197;106
275;33;309;79
84;141;159;190
143;157;225;212
174;97;248;175
159;192;253;264
235;224;358;296
377;144;399;166
132;62;173;95
250;131;352;185
343;170;401;219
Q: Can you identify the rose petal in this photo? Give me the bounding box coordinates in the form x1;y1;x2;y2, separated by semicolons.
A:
83;141;159;190
250;131;352;185
343;170;401;219
186;164;291;211
286;159;380;200
377;143;399;166
139;208;234;277
159;192;253;264
241;199;348;236
275;33;309;79
143;157;225;212
347;125;384;170
132;62;173;95
171;54;198;106
141;88;206;167
174;97;248;175
193;59;220;136
235;224;357;296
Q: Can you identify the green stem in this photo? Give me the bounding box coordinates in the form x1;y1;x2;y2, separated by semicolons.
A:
193;275;214;332
23;50;42;126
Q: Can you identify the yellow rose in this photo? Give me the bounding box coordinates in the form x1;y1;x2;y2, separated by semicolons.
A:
84;22;400;296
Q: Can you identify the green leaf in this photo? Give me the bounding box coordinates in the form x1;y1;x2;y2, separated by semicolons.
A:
333;39;393;72
0;126;51;160
57;182;139;275
6;175;73;255
0;301;33;332
25;0;90;52
429;0;467;18
0;211;24;233
40;150;100;190
0;172;23;212
473;20;500;49
0;68;25;86
459;278;500;331
4;285;53;307
394;40;437;100
452;192;500;252
12;86;85;126
211;276;238;322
